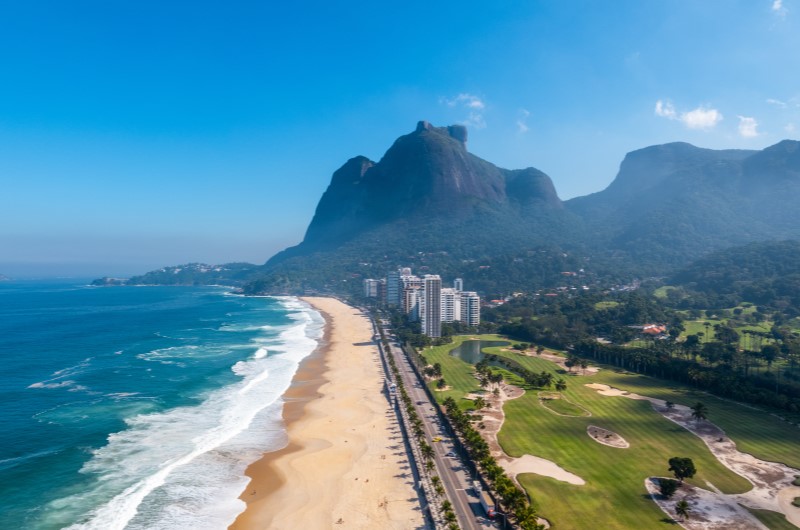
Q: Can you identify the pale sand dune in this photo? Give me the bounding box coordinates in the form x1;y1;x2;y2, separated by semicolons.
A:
229;297;423;530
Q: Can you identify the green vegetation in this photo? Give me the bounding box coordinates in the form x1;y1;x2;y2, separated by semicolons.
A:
538;392;590;417
594;301;620;310
793;476;800;486
419;338;757;529
658;478;679;498
746;508;798;530
793;497;800;508
667;457;696;483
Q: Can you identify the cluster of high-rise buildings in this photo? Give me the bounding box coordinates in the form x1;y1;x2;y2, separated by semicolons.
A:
364;268;480;338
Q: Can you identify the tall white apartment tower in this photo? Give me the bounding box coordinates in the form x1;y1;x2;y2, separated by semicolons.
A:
440;288;461;323
460;291;481;327
453;278;463;292
421;275;442;338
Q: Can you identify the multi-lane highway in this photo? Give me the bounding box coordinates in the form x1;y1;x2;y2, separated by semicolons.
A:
379;320;497;530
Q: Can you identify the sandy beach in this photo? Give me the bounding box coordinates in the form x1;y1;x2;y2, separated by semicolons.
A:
229;297;424;530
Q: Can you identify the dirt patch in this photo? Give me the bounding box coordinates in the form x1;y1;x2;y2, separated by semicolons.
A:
645;477;768;529
587;425;629;449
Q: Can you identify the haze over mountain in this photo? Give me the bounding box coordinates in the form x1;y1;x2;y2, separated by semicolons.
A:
119;122;800;295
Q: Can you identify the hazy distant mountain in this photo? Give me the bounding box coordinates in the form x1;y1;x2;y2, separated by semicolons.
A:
566;139;800;270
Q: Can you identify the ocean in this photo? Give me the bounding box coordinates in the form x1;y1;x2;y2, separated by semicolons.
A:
0;280;324;530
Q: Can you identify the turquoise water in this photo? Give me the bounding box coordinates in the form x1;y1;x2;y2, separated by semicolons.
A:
0;280;323;529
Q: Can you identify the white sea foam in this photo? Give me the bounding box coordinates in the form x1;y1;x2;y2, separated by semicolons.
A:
253;347;268;359
54;297;323;530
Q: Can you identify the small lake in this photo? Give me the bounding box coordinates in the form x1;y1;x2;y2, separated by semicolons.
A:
448;340;509;364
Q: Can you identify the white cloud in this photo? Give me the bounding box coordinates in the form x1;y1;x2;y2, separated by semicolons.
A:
767;98;788;108
441;93;487;129
517;109;530;133
464;111;486;129
772;0;788;16
655;99;723;130
737;116;759;137
442;93;485;110
655;99;677;119
682;106;724;130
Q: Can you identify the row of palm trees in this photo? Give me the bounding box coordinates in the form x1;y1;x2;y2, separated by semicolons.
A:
442;395;544;530
377;325;460;530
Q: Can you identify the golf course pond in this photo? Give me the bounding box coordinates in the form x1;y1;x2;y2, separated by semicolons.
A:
448;340;509;364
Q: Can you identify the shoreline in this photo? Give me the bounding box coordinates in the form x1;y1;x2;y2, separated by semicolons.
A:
229;297;423;529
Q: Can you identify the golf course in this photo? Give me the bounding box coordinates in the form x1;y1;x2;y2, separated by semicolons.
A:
418;335;800;529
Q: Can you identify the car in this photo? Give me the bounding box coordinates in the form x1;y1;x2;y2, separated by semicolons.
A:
445;451;456;458
432;436;442;442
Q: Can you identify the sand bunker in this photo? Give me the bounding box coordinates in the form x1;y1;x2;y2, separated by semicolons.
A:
467;375;586;487
585;382;800;527
587;425;629;448
502;454;585;485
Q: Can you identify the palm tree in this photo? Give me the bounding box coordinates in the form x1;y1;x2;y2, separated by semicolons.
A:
555;379;567;392
690;401;708;422
474;396;487;410
675;498;691;521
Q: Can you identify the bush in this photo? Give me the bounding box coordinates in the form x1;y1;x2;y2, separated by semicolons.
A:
659;478;679;498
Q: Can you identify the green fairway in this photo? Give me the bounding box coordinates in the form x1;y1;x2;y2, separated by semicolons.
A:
539;392;590;417
416;336;800;529
747;508;798;530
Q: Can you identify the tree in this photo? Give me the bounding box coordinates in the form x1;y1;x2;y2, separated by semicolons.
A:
690;402;708;422
659;478;679;498
555;379;567;392
675;497;691;521
665;401;675;410
668;457;696;483
536;345;545;356
564;356;577;373
474;396;487;410
437;378;447;389
580;359;588;375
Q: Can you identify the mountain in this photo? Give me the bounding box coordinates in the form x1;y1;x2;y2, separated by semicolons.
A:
107;123;800;295
270;121;568;264
246;122;586;294
92;263;259;287
565;139;800;271
667;240;800;312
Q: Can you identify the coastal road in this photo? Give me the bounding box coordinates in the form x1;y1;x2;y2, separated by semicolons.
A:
381;323;495;530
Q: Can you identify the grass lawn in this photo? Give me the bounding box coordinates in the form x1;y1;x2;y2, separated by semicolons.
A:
492;354;751;530
747;508;799;530
594;301;620;309
539;392;590;417
418;335;800;530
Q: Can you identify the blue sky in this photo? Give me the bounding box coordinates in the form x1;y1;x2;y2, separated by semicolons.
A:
1;1;798;276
